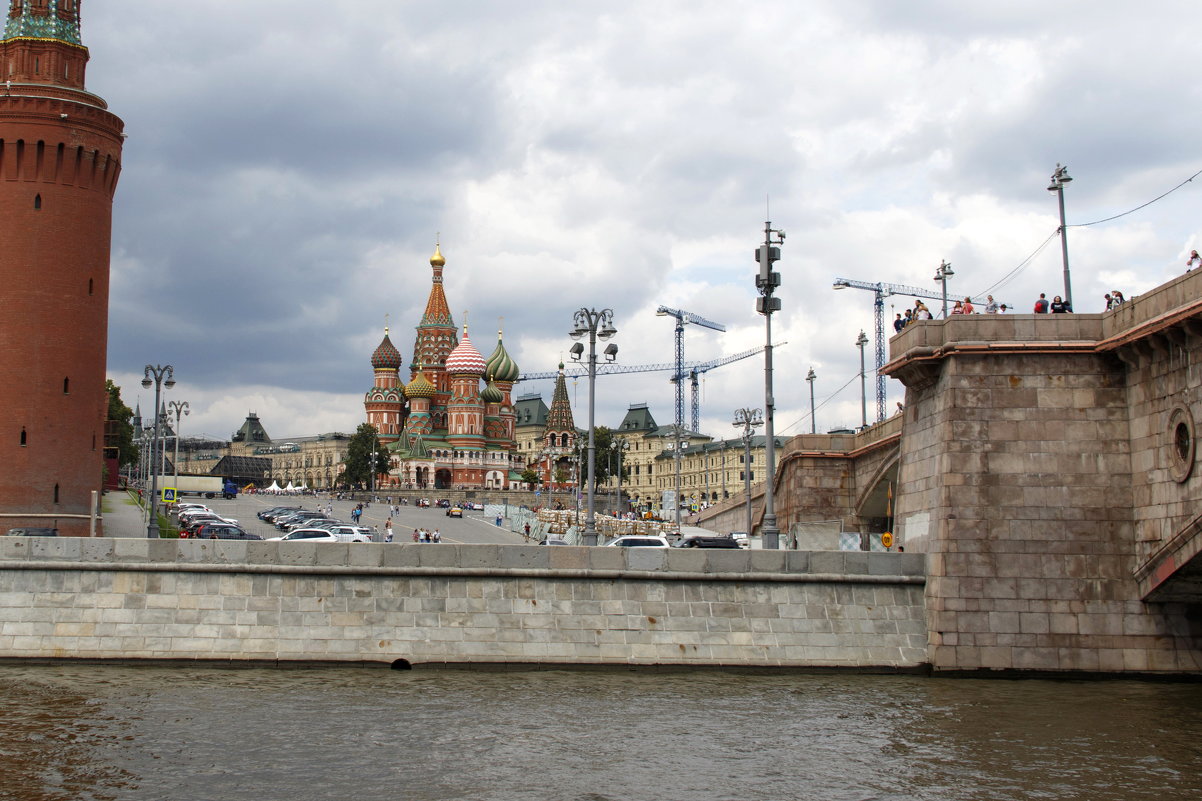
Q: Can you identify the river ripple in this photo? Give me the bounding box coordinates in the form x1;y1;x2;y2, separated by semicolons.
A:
0;666;1200;801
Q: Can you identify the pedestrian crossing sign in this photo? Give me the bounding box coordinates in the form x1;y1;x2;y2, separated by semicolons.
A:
162;487;177;503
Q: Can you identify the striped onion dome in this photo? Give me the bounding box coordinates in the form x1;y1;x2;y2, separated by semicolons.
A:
406;368;436;399
485;331;520;383
445;325;486;375
481;377;504;405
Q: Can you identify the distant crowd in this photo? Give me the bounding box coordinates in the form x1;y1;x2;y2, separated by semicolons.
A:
893;288;1137;331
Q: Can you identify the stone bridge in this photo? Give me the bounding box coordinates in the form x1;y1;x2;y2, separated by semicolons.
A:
883;270;1202;673
695;417;901;548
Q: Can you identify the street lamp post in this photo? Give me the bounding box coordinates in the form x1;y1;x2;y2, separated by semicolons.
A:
805;367;817;434
755;220;785;549
141;364;175;538
1048;163;1073;308
934;259;954;318
856;331;869;429
734;408;763;540
167;400;190;501
569;307;618;546
615;438;629;517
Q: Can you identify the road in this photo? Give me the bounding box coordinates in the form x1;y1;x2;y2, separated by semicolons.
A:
190;494;529;545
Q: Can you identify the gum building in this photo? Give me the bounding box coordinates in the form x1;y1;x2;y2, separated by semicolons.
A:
0;1;123;536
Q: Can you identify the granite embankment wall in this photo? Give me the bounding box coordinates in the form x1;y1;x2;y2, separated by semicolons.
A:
0;538;926;669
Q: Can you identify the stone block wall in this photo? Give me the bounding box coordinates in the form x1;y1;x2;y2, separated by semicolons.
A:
0;539;928;669
886;306;1202;674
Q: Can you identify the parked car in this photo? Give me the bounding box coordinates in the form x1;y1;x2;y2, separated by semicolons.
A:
446;507;463;518
730;531;750;548
436;499;451;508
282;516;336;532
606;535;671;548
267;528;341;543
468;503;485;511
275;511;326;530
674;535;740;549
325;525;375;542
540;537;569;546
258;506;300;521
189;524;261;540
5;527;58;536
416;498;431;508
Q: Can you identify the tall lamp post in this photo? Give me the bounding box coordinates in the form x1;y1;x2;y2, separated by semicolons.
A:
615;438;629;517
856;331;869;429
755;220;786;549
1048;163;1073;309
141;364;175;538
569;308;617;545
167;400;189;500
805;367;817;434
934;259;954;318
734;408;763;540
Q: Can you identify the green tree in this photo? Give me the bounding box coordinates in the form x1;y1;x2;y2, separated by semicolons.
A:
105;379;139;468
339;423;391;488
582;426;629;487
520;467;541;487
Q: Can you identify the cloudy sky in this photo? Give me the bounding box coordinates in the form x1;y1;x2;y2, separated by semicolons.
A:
94;0;1201;444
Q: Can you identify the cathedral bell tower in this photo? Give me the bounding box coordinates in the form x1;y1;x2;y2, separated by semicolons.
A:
0;0;125;536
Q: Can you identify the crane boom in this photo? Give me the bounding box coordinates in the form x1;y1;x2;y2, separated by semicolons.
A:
833;277;988;423
655;306;726;438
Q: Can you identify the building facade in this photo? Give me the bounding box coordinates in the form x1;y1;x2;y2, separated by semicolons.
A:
0;1;124;536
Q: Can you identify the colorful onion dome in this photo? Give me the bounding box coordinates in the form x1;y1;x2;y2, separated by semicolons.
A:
430;243;445;267
371;329;403;370
481;377;504;405
485;329;520;383
406;367;436;399
445;324;486;375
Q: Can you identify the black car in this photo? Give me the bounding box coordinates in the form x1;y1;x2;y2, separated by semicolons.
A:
193;523;262;540
275;511;325;530
674;536;741;549
5;527;58;536
258;506;300;521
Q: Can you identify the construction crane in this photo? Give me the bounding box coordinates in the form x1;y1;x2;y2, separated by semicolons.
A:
832;276;988;423
675;343;788;434
517;344;773;432
655;306;725;438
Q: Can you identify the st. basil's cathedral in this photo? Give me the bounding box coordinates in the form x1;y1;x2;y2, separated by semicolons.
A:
364;245;524;490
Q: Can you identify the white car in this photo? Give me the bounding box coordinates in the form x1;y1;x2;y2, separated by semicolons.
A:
268;526;372;543
606;535;671;548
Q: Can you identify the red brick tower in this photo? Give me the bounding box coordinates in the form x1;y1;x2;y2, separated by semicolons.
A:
0;1;124;536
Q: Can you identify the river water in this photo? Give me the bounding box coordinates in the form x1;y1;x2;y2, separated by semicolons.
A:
1;665;1200;801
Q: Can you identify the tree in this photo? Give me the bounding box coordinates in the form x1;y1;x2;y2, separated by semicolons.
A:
105;379;139;468
520;467;541;488
582;426;629;487
339;423;391;488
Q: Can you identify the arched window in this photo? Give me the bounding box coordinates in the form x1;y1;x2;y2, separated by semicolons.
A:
63;377;69;394
53;484;60;503
20;427;27;446
34;194;41;210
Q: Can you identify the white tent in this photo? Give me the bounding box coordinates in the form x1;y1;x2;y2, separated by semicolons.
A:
265;480;282;493
284;481;296;492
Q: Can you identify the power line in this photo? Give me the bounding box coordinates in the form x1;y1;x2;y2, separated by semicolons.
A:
975;229;1059;298
778;370;862;435
1069;168;1202;228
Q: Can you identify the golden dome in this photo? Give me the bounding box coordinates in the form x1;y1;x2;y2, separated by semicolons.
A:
430;244;445;267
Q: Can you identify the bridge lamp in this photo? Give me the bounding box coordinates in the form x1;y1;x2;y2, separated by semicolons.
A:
1048;163;1073;308
933;260;954;318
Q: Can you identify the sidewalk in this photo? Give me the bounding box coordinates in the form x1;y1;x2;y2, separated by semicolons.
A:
100;490;151;538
